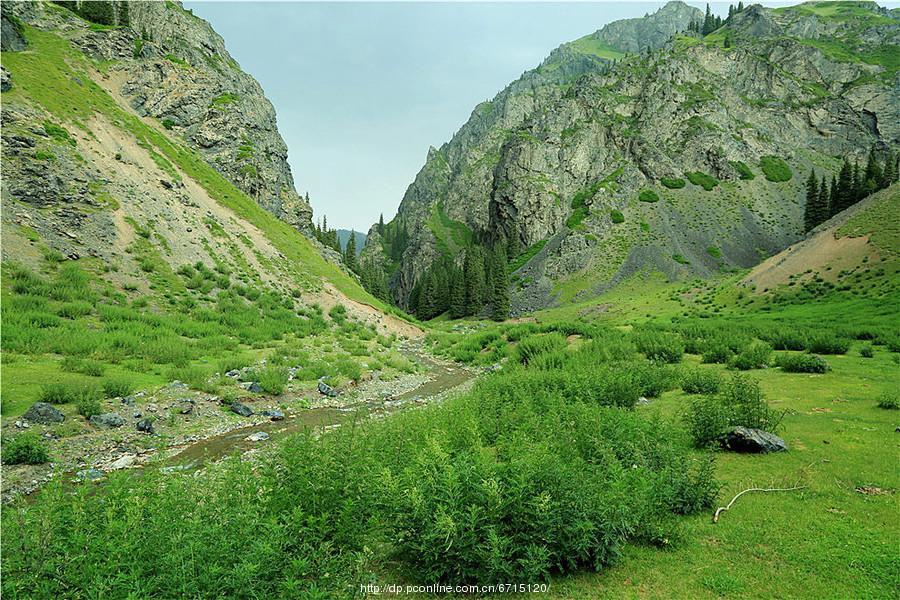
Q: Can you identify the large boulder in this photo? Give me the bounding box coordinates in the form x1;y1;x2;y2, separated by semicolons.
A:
259;409;284;421
90;413;125;429
317;378;338;398
136;419;155;434
23;402;66;424
723;427;788;453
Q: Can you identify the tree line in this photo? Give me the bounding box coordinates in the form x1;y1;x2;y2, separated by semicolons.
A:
686;3;746;37
52;1;130;27
804;147;898;232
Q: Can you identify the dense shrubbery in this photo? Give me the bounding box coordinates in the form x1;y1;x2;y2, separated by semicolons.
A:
775;353;829;373
681;368;722;394
2;432;50;465
2;350;718;596
877;391;898;410
610;209;625;223
759;155;792;182
638;189;660;203
660;177;686;189
684;171;719;191
807;333;850;355
103;377;134;398
728;341;772;370
514;332;568;365
634;329;684;364
685;374;783;447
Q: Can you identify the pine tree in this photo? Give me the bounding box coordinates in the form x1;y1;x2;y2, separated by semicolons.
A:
378;213;385;236
851;162;863;203
803;171;819;232
829;175;839;217
737;1;744;11
464;247;486;315
819;175;830;222
703;3;713;35
834;159;853;215
506;231;521;260
490;246;509;321
344;230;358;272
449;268;466;319
881;149;897;188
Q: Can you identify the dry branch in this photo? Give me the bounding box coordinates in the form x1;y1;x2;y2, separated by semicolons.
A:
713;485;807;523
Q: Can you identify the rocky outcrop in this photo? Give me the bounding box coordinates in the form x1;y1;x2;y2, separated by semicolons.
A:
368;1;899;312
6;1;312;232
23;403;65;424
723;427;788;453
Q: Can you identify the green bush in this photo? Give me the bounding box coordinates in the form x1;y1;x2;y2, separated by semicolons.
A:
684;171;719;191
60;357;105;377
759;155;792;182
876;391;898;410
775;353;829;373
75;385;103;418
681;368;722;394
2;432;50;465
634;330;684;364
103;377;135;398
859;344;874;358
257;366;290;395
515;333;568;365
685;374;783;448
610;209;625;223
161;118;175;130
638;189;660;203
329;304;347;324
761;328;808;351
728;341;772;370
807;333;850;355
685;395;730;448
660;177;686;189
729;160;754;180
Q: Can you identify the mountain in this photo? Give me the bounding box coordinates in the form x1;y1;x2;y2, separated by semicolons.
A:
0;1;407;332
336;229;366;256
362;1;899;317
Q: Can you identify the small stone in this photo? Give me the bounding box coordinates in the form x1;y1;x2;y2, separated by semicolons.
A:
109;454;136;470
259;409;284;421
225;369;240;378
240;381;263;393
168;381;188;390
136;419;155;434
245;431;270;442
230;402;253;417
90;413;125;429
121;396;136;406
75;468;104;483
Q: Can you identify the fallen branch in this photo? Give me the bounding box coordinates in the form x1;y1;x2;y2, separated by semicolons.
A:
713;485;807;523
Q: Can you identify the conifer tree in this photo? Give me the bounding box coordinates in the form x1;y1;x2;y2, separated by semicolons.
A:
378;213;385;235
819;175;830;221
344;230;358;272
449;269;466;319
464;247;486;314
834;159;853;216
803;171;819;232
490;246;510;321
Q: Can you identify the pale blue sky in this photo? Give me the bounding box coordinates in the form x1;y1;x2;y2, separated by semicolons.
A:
186;1;794;232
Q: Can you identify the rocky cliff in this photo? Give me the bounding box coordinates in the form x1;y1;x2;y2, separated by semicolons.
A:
365;1;899;314
4;0;312;231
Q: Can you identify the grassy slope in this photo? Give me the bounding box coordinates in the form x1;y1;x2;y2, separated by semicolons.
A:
0;25;388;311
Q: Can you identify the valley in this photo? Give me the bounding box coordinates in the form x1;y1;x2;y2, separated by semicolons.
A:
1;1;898;598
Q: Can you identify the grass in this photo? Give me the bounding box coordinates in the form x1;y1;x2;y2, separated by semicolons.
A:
729;160;755;180
760;155;793;182
567;35;626;60
508;239;547;273
685;171;719;191
661;177;686;189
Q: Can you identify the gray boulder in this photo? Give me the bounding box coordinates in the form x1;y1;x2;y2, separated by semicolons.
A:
90;413;125;429
240;381;263;393
259;409;284;421
245;431;270;442
317;378;337;398
136;419;155;434
23;402;65;424
230;402;254;417
723;427;788;453
0;66;11;92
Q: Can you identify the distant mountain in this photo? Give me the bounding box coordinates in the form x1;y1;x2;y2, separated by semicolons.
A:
362;0;899;317
336;229;366;256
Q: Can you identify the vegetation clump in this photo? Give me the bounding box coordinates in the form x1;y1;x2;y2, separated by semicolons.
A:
639;189;660;203
685;374;783;447
760;155;793;182
775;353;829;373
2;432;50;465
684;171;719;191
610;209;625;223
660;177;686;189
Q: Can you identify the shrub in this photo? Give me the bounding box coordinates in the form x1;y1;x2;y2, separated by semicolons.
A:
660;177;685;189
775;353;829;373
876;391;898;410
684;374;782;447
257;366;290;395
728;341;772;370
60;357;105;377
329;304;347;324
75;385;103;418
807;333;850;355
859;344;874;358
681;368;722;394
103;377;135;399
515;333;568;365
759;155;792;182
685;395;730;448
729;160;754;180
685;171;719;191
638;189;660;203
2;432;50;465
762;328;808;351
610;209;625;223
161;118;175;130
634;330;684;364
40;383;75;404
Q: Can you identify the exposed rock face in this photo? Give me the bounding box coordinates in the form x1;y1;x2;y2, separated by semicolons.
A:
7;1;312;232
367;1;899;313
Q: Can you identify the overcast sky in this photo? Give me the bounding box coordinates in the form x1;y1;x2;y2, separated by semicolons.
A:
186;1;798;232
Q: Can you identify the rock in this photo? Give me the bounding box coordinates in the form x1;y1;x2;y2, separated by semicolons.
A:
0;66;11;92
136;419;155;434
722;427;788;453
225;369;240;378
317;378;338;398
108;454;136;470
168;381;188;390
14;420;30;429
230;402;254;417
245;431;270;442
23;402;66;424
160;465;191;475
636;396;651;406
259;409;284;421
178;400;195;414
90;413;125;429
240;381;263;393
75;468;104;483
133;410;142;419
121;395;136;406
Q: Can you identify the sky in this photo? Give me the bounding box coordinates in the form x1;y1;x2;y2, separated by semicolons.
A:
185;1;791;233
